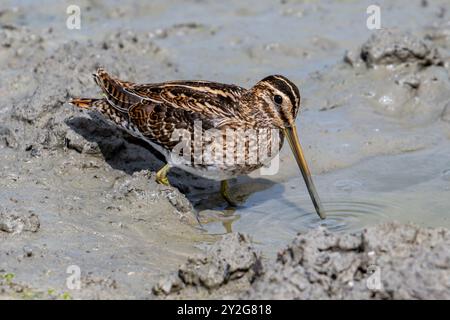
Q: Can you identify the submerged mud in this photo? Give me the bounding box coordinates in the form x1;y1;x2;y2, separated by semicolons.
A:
1;0;450;299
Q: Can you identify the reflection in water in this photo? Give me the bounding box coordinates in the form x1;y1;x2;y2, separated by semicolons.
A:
303;199;392;232
202;197;393;236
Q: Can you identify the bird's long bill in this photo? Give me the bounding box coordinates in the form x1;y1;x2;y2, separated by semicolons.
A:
283;125;326;219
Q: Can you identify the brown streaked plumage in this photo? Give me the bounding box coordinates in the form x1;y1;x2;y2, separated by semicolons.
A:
70;68;326;219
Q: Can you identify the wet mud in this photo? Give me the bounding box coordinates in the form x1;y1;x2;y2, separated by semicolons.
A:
1;0;450;299
155;222;450;299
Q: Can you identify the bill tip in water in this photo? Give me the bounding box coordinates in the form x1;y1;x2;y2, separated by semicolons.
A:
318;208;326;220
313;202;327;220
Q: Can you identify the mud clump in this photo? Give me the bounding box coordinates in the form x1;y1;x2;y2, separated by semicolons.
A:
0;212;40;234
153;233;262;297
338;28;450;131
245;222;450;299
345;29;444;68
155;223;450;299
0;126;18;149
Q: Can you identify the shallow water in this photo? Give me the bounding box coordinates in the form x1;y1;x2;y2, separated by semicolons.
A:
204;139;450;256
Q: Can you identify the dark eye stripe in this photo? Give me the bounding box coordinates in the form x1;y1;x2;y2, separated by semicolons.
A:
272;79;298;108
262;75;300;108
273;76;300;107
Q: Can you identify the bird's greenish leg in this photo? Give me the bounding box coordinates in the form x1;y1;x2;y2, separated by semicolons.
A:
156;164;171;186
220;180;237;207
222;220;233;233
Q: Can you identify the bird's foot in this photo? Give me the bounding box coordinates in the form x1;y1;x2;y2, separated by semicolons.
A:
156;164;171;186
220;180;238;207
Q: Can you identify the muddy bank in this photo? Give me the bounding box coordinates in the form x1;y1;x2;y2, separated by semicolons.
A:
155;222;450;299
1;0;450;299
0;3;214;299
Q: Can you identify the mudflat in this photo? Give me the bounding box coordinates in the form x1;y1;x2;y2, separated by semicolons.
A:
1;0;449;299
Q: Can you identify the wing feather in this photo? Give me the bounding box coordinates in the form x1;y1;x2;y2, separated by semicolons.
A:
126;82;247;120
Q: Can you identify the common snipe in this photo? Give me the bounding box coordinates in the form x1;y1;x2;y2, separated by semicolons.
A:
70;68;326;219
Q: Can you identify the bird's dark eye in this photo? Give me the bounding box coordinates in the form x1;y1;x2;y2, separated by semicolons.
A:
274;95;283;104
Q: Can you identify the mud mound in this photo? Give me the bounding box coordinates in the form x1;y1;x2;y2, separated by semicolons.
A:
360;29;443;67
0;212;40;234
155;223;450;299
245;222;450;299
153;233;261;297
344;29;445;69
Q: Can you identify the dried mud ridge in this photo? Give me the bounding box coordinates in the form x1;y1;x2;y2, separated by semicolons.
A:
155;222;450;299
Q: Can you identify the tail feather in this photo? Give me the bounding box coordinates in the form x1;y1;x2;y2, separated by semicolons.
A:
93;68;140;111
69;98;99;109
69;97;131;129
